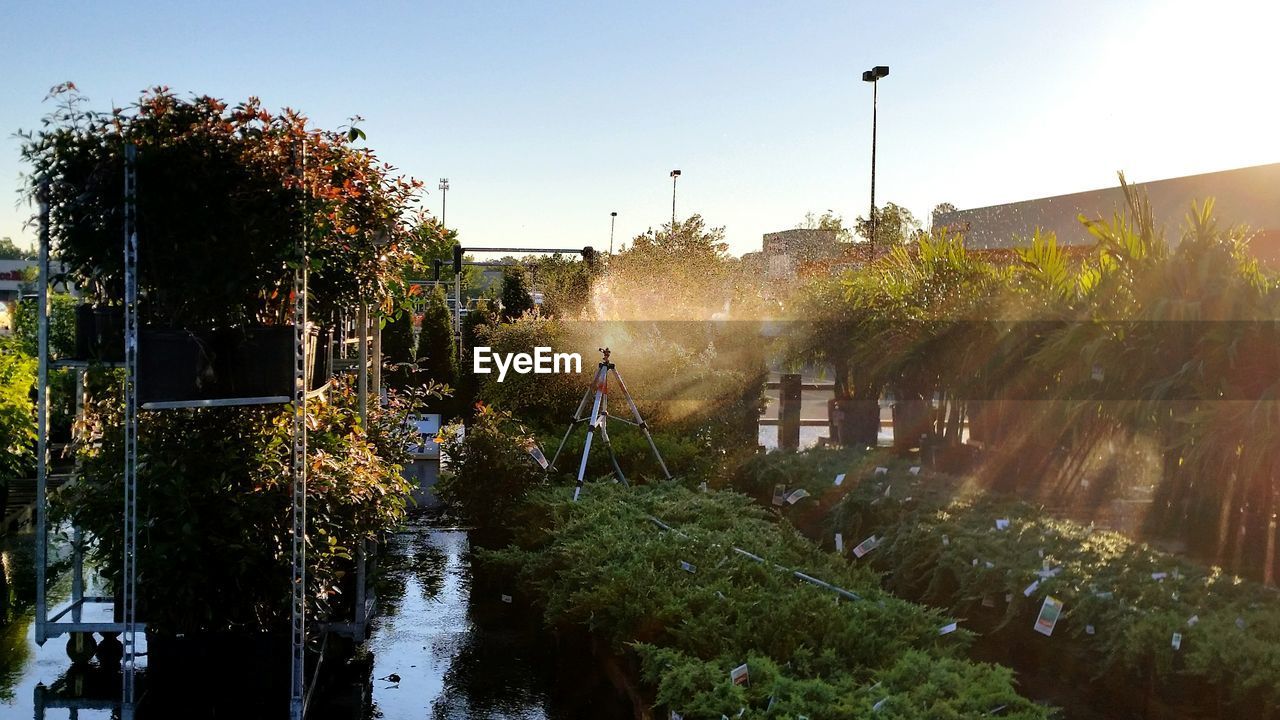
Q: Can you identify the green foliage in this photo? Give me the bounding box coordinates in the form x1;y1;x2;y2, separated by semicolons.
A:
380;308;415;391
54;377;414;633
500;264;535;321
526;253;594;318
0;339;36;481
483;483;1050;719
434;405;545;531
413;285;458;415
736;448;1280;715
854;202;923;247
798;210;853;243
20;86;428;327
0;237;30;260
11;293;77;359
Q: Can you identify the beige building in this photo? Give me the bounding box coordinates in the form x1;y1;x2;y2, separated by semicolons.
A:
933;163;1280;264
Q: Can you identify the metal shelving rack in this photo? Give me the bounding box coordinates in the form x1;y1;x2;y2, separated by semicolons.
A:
33;144;312;719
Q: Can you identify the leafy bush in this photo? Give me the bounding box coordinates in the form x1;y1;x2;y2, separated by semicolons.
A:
434;405;546;532
0;340;36;483
55;378;413;634
737;448;1280;716
483;483;1050;719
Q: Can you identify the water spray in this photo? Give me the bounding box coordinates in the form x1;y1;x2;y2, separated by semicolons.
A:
548;347;672;501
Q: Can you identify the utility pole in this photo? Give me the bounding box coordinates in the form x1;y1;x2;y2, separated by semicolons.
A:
669;170;681;227
438;178;450;226
862;65;888;253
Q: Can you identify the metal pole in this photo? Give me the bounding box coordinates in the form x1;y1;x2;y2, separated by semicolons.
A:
869;79;878;253
289;143;310;720
609;212;617;255
372;313;382;405
34;181;49;645
574;364;608;502
671;175;678;227
121;143;140;709
454;270;462;365
608;366;672;480
357;300;368;425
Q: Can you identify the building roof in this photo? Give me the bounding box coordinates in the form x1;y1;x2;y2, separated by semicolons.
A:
934;163;1280;251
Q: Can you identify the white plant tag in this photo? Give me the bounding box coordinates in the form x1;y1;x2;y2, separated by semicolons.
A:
786;488;811;504
834;473;846;486
835;533;844;553
852;535;879;558
1024;579;1040;597
730;663;749;686
501;594;512;604
1172;632;1182;650
526;443;550;469
1033;595;1064;636
874;466;888;475
1151;572;1168;581
1085;624;1095;635
942;534;950;546
939;622;958;635
995;518;1010;531
1187;614;1199;627
679;561;696;573
908;466;921;475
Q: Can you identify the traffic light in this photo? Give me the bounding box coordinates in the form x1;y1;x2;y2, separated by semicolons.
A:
452;245;463;275
433;258;443;282
581;246;596;266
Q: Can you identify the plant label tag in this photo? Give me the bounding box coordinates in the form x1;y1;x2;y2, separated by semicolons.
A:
671;713;683;720
985;561;995;569
1081;479;1089;489
716;590;726;600
1151;572;1168;581
835;533;844;553
874;466;888;475
939;622;958;635
1172;632;1182;650
1024;579;1040;597
1005;593;1014;603
873;698;888;711
786;488;811;504
680;561;696;574
908;466;921;475
1091;365;1104;381
730;663;749;686
772;484;787;506
1187;614;1199;627
972;558;979;567
501;594;512;604
1094;591;1113;599
1236;617;1246;630
883;484;892;497
996;518;1010;531
834;473;846;486
1085;624;1095;635
1034;595;1064;637
700;482;708;493
982;595;996;608
942;534;950;546
853;535;879;558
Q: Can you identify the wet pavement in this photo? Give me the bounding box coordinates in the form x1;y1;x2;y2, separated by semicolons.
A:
0;518;631;720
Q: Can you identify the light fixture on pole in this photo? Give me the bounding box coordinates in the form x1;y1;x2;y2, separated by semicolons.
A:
861;65;888;253
669;170;681;227
609;211;618;254
438;178;450;226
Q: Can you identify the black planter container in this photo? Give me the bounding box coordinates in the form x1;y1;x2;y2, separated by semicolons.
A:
138;329;214;404
216;325;318;398
73;304;125;361
144;629;291;715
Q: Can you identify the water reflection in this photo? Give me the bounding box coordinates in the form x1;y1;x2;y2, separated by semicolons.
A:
361;518;629;720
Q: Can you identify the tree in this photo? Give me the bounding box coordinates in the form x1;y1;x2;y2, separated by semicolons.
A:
930;203;958;230
380;309;416;391
527;253;594;318
854;202;923;247
414;286;458;414
798;210;853;243
0;237;30;260
500;265;535;321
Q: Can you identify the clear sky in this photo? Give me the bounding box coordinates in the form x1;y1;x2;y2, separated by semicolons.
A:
1;0;1277;257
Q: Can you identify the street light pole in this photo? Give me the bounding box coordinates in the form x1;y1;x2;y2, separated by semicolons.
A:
669;169;681;227
862;65;888;253
609;211;618;255
438;178;450;226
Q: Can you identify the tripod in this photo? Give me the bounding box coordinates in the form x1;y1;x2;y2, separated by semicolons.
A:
549;348;672;501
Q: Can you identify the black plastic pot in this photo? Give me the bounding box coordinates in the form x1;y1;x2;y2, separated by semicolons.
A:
138;329;214;404
72;304;124;361
216;325;316;398
145;629;291;714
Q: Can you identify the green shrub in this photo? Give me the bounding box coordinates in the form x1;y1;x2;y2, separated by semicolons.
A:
434;405;545;532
